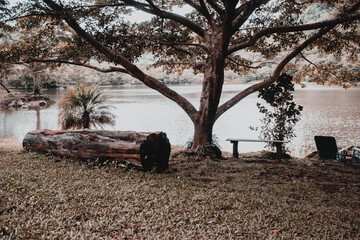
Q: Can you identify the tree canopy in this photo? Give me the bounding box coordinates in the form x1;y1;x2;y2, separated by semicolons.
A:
1;0;359;153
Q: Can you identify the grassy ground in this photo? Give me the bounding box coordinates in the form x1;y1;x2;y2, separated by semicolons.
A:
1;139;359;239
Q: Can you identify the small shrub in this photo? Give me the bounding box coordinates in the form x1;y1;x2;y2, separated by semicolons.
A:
58;83;115;129
252;74;303;153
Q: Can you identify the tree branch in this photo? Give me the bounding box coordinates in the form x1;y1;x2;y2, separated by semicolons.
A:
6;12;47;21
184;0;215;29
299;52;341;80
293;0;314;6
121;0;206;38
41;0;199;121
160;41;207;49
299;52;320;69
206;0;225;16
14;59;131;74
168;45;193;56
216;25;334;119
348;1;360;12
163;44;206;68
199;0;217;29
232;0;269;34
228;11;360;55
226;56;262;69
9;2;127;21
65;3;127;10
0;81;11;93
270;27;333;82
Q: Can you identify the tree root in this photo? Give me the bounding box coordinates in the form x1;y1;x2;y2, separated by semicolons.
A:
173;143;223;161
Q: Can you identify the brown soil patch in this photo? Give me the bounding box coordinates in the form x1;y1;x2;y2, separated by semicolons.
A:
0;138;22;154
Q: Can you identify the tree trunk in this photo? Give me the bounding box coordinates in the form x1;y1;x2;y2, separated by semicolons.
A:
33;77;41;95
82;111;90;129
192;120;213;148
191;119;221;158
190;41;225;157
35;107;41;130
23;129;171;171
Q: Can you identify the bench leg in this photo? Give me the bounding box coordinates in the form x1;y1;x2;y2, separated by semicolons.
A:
275;142;282;160
231;141;239;158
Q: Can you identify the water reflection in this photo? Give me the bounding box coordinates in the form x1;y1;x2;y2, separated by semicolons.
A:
0;108;42;140
0;84;359;157
290;88;360;157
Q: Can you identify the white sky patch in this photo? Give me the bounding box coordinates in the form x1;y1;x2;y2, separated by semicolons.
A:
8;0;18;6
126;5;193;23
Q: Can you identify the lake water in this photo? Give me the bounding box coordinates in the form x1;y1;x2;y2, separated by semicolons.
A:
1;84;359;157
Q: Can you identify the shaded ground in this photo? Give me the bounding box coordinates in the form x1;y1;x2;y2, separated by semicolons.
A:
1;140;359;239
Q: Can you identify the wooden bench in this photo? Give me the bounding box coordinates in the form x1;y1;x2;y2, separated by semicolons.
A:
226;138;288;160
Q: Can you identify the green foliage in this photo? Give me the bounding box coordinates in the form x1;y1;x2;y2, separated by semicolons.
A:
7;75;33;89
7;74;58;89
58;84;115;130
159;76;191;85
41;79;58;88
98;73;125;86
253;74;303;152
7;78;24;89
1;1;359;85
1;1;358;82
0;0;11;33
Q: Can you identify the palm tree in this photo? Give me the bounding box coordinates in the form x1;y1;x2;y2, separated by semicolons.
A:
58;84;115;130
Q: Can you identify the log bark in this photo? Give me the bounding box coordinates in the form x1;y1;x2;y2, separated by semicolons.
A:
23;129;171;171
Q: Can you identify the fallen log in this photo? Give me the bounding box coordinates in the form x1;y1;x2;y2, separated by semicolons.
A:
23;129;171;171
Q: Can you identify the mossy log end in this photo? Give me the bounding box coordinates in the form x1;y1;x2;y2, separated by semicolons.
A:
23;129;171;171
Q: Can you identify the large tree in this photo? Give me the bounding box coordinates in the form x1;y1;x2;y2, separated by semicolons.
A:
1;0;359;153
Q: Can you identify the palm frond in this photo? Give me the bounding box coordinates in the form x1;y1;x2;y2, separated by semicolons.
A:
58;83;115;130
